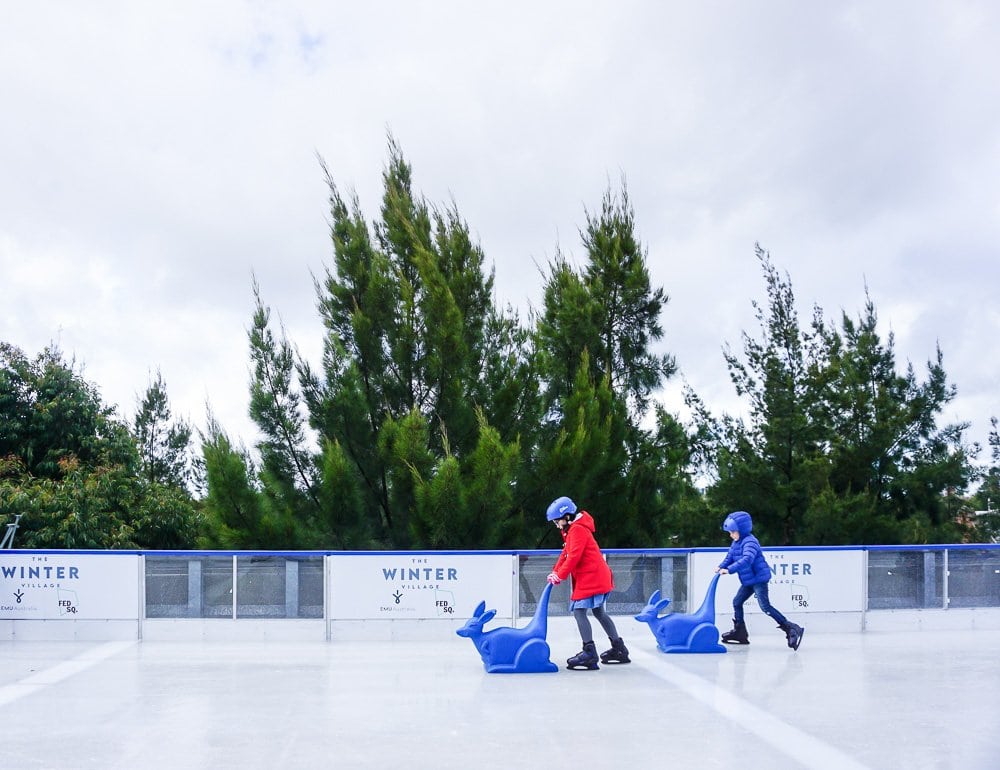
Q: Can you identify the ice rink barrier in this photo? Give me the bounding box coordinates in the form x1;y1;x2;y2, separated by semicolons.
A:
2;545;998;640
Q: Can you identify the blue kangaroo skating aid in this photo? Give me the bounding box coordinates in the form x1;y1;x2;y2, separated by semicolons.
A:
634;573;726;654
456;581;559;673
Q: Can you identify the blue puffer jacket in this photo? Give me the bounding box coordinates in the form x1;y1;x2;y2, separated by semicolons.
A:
718;511;773;586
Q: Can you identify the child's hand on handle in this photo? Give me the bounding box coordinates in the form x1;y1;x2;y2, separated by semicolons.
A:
715;567;729;574
546;572;562;585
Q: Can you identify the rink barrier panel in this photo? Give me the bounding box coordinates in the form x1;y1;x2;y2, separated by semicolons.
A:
2;545;998;640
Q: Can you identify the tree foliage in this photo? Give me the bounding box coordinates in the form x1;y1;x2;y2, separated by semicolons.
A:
292;137;542;548
532;182;702;547
6;144;985;551
134;369;193;489
197;143;699;550
199;414;266;549
688;245;976;545
1;343;199;549
535;183;675;419
968;417;1000;542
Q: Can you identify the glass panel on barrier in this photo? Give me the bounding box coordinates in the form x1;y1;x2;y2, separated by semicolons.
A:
664;554;689;613
144;556;190;618
143;556;234;618
867;550;944;609
236;556;288;618
234;555;325;619
607;553;678;614
519;553;571;615
295;557;324;618
947;549;1000;608
517;552;687;616
201;557;235;617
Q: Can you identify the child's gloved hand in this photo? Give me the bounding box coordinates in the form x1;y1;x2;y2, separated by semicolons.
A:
546;572;562;585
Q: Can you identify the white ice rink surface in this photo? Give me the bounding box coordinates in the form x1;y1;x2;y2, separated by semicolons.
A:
2;618;998;770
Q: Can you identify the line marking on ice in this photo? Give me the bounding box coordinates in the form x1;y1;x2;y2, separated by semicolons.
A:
0;640;136;707
630;647;870;770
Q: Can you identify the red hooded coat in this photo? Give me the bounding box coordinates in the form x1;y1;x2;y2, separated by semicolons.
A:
551;511;614;601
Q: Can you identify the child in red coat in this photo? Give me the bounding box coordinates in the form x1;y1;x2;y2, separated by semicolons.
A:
546;496;629;670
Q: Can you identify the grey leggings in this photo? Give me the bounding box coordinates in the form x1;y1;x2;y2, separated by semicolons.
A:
573;604;620;644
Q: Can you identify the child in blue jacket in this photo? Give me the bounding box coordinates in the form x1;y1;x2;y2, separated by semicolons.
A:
715;510;804;650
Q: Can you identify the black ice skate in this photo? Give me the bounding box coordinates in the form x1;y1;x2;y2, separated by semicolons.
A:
721;619;750;645
566;641;600;670
779;622;805;650
599;637;630;664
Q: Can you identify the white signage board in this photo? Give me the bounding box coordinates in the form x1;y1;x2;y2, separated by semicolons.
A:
691;549;865;615
328;553;513;620
0;553;140;620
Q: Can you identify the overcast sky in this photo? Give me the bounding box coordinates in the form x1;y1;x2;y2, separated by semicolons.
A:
2;2;997;468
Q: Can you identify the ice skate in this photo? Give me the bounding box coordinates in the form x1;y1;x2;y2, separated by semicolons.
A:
566;641;600;670
779;622;804;650
721;619;750;644
599;637;630;664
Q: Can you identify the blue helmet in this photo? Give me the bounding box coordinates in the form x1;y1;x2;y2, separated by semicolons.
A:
722;511;753;536
546;496;577;521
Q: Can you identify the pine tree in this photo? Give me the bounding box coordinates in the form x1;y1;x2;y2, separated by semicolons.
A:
692;245;976;545
199;413;265;549
817;294;974;541
246;278;321;547
133;370;192;489
304;137;538;547
532;182;692;546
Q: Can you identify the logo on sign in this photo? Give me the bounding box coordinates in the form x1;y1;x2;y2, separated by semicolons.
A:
59;599;78;614
435;591;456;616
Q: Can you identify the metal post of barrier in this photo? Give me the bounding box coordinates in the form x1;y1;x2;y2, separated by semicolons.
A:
943;548;950;609
324;554;331;641
188;559;203;617
285;559;299;618
1;514;22;549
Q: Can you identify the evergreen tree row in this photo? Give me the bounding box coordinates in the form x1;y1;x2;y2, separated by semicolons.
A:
3;139;996;549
